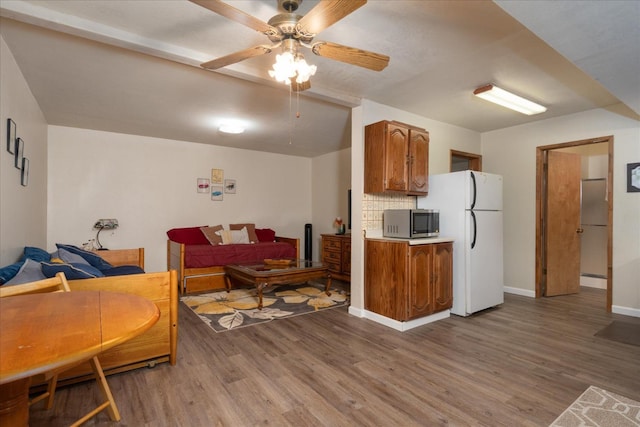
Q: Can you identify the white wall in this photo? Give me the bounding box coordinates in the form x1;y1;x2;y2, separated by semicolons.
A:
47;126;313;272
0;36;48;266
311;148;351;261
349;100;483;312
482;109;640;315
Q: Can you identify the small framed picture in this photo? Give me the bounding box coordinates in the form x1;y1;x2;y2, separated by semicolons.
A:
197;178;210;193
211;185;223;201
627;162;640;193
211;168;223;184
21;157;29;187
6;118;16;154
224;179;236;194
15;137;24;169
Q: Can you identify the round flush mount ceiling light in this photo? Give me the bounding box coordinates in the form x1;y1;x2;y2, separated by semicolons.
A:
218;121;245;134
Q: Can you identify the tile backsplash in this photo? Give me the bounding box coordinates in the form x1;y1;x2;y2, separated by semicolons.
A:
362;193;415;231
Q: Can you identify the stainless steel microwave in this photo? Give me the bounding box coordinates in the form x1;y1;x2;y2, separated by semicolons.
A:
383;209;439;239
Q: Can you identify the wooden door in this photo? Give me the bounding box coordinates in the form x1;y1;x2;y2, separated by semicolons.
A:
383;123;409;192
433;243;453;312
545;151;582;296
408;130;429;195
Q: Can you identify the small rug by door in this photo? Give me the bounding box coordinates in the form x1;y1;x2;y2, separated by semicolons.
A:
181;282;349;332
549;386;640;427
594;321;640;347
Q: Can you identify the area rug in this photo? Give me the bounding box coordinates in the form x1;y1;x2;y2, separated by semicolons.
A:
594;321;640;347
181;282;349;332
549;386;640;427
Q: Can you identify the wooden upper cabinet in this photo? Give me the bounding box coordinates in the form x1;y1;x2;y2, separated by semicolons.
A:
409;129;429;194
365;120;430;195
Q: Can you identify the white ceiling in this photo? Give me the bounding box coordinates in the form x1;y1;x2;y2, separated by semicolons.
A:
1;0;638;158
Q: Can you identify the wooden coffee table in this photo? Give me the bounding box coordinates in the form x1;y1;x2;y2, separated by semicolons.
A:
224;259;331;309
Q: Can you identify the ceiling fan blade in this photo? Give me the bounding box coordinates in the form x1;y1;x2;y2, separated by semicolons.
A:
297;0;367;36
189;0;278;36
312;41;389;71
201;45;273;70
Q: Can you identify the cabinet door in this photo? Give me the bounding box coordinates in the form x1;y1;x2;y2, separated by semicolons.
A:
383;124;409;192
408;129;429;195
407;245;434;319
365;240;407;320
433;243;453;312
341;240;351;276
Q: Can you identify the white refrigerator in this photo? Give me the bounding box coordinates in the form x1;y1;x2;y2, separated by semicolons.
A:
417;170;504;316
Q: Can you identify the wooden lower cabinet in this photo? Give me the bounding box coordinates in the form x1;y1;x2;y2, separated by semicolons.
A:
321;234;351;282
365;239;452;321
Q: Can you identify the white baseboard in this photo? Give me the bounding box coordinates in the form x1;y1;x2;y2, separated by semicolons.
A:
347;306;450;331
504;287;535;298
348;306;365;318
612;305;640;318
581;276;607;289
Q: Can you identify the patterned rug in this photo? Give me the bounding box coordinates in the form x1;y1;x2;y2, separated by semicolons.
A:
549;386;640;426
181;281;349;332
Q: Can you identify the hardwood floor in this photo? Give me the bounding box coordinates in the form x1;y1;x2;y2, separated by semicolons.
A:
29;286;640;426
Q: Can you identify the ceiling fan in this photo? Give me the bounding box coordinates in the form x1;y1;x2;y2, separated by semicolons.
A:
189;0;390;90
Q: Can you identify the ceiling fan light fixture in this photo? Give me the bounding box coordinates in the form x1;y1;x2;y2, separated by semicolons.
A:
269;45;316;85
269;51;297;83
218;121;245;134
474;84;547;115
293;54;317;84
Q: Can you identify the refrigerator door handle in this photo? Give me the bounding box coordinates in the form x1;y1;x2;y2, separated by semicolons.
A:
470;171;477;210
471;210;477;249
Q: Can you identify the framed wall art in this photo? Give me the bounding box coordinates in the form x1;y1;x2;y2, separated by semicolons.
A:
211;168;223;184
224;179;236;194
197;178;210;193
627;162;640;193
15;137;24;169
6;118;16;154
21;157;29;187
211;185;223;201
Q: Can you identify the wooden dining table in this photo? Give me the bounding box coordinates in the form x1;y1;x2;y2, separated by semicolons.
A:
0;290;160;426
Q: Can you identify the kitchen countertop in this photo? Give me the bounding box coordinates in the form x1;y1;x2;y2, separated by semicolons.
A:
365;230;454;245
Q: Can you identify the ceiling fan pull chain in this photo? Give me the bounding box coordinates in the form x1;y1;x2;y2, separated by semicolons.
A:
289;82;293;145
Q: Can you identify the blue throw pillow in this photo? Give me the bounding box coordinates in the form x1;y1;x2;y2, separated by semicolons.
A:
20;246;51;263
4;259;47;285
0;261;25;284
57;248;91;265
55;244;112;271
41;262;104;280
101;265;145;276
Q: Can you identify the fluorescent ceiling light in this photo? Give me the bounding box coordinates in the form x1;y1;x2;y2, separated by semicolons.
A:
218;122;245;134
474;84;547;115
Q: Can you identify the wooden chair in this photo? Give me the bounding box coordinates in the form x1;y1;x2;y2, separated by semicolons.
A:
0;272;121;425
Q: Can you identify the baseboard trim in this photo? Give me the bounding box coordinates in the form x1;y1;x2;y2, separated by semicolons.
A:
348;306;450;331
612;305;640;318
580;275;607;289
504;287;535;298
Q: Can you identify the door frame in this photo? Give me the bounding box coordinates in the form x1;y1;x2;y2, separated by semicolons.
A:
450;150;482;171
535;136;613;311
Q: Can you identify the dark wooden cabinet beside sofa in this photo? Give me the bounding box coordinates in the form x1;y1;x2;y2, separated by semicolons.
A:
321;234;351;282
